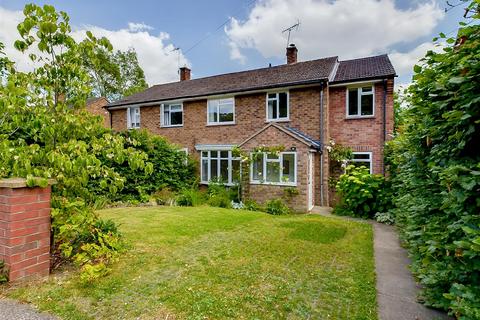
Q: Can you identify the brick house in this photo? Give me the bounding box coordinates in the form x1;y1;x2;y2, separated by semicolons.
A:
106;45;395;211
86;97;110;128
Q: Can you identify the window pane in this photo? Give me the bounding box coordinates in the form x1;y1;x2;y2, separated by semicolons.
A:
220;159;229;182
201;151;208;158
210;151;218;158
267;153;279;160
353;154;370;160
282;154;295;182
210;159;218;180
220;151;229;158
361;94;373;115
170;104;182;111
268;93;276;99
348;89;358;116
232;160;240;183
279;92;288;118
208;103;217;123
163;110;170;126
268;99;277;119
361;86;372;93
252;154;263;180
219;103;233;122
266;161;280;182
201;159;209;182
171;111;182;125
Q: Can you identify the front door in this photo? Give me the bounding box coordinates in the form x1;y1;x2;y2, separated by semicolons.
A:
307;152;314;210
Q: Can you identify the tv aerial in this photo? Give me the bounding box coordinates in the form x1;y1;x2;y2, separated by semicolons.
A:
282;20;300;47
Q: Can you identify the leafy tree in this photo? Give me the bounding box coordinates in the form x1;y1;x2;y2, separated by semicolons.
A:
390;2;480;317
112;48;148;99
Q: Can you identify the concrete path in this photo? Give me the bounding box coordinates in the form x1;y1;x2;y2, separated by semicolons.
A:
0;298;57;320
311;207;451;320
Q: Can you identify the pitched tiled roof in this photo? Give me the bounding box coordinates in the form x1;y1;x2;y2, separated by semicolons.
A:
332;54;396;83
283;126;322;150
108;57;338;107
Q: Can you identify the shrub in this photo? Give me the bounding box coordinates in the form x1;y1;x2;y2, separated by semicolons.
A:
207;194;232;208
243;199;261;212
265;199;290;215
0;260;8;284
152;188;176;206
374;211;395;225
176;188;205;207
334;165;393;219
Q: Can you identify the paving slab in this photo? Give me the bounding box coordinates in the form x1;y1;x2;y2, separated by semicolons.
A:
0;299;57;320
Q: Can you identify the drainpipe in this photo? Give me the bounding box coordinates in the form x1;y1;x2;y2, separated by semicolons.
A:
319;83;325;206
382;79;387;175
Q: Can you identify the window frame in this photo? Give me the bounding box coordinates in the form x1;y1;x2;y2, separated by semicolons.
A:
250;152;297;186
161;102;184;127
200;150;241;185
206;97;235;126
351;152;373;174
346;85;375;118
127;106;141;129
265;91;290;122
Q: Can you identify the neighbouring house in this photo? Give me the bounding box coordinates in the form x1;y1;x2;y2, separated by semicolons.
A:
106;44;395;211
86;97;111;128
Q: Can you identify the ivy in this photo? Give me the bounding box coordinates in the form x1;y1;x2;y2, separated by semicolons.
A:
389;3;480;317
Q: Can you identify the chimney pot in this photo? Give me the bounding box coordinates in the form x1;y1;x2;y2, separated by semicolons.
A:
179;67;191;81
286;44;298;64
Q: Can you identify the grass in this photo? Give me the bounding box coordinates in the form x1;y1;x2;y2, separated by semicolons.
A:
1;206;376;319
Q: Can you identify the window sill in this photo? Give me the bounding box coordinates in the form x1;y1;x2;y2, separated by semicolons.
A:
160;125;183;128
250;181;297;187
345;115;375;120
128;127;141;130
200;181;239;186
265;119;290;123
206;122;236;127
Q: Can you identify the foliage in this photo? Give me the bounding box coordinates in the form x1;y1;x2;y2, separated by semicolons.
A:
283;187;299;199
265;199;290;215
325;139;353;163
334;165;393;219
243;199;261;212
0;260;8;284
374;211;395;225
152;188;176;206
389;5;480;317
176;188;206;207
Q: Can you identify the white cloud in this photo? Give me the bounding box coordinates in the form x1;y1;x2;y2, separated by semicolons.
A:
389;41;444;77
225;0;444;74
0;6;188;85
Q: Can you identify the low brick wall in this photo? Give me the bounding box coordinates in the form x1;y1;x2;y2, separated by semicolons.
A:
0;178;52;281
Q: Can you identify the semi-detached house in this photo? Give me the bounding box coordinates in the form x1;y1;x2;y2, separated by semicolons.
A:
106;44;396;212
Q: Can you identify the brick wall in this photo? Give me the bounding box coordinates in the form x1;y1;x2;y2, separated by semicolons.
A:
0;179;52;281
328;79;394;174
86;97;110;128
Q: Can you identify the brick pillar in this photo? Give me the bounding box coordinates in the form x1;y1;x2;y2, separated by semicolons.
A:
0;178;53;281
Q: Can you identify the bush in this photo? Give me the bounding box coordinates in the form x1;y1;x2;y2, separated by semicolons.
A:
265;199;290;215
0;260;8;284
374;211;395;225
207;194;232;208
152;188;176;206
333;165;393;219
176;188;205;207
243;199;261;212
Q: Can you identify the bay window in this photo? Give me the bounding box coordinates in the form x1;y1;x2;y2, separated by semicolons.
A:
251;152;296;185
161;103;183;127
200;150;241;184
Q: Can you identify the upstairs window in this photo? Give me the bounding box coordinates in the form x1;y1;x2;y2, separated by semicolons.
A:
251;152;296;185
347;86;374;117
267;92;289;121
351;152;372;173
208;98;235;125
127;107;140;129
161;103;183;127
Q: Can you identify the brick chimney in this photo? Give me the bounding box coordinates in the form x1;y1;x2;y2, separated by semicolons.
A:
179;67;191;81
286;44;298;64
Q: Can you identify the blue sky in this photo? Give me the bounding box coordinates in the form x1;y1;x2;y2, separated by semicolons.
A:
0;0;470;87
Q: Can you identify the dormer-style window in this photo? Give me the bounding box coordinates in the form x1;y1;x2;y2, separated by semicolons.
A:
127;107;140;129
267;92;289;121
347;86;374;117
161;103;183;127
207;98;235;125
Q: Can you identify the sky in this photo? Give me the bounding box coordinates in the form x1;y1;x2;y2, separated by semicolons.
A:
0;0;470;89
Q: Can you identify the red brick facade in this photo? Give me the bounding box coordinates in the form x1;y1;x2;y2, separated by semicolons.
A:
86;97;110;128
0;179;52;281
110;78;394;211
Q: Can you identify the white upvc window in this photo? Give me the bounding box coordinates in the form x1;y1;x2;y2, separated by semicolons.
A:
200;150;241;185
127;107;140;129
207;98;235;125
346;85;375;117
351;152;373;173
161;103;183;127
266;92;289;121
250;152;296;185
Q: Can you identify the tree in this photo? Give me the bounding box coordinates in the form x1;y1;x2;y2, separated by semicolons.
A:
112;48;148;99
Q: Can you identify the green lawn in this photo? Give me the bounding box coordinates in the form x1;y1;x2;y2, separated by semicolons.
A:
2;206;376;319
